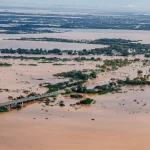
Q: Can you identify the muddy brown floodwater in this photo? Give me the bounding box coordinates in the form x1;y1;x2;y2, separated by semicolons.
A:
0;86;150;150
1;29;150;43
0;32;150;150
1;29;150;50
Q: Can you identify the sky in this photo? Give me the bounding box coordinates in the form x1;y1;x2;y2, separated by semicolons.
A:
1;0;150;12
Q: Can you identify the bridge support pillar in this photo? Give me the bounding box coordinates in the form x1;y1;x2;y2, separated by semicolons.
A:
21;102;24;107
7;105;11;110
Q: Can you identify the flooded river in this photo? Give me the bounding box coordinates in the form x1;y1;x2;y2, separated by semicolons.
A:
0;29;150;50
0;30;150;150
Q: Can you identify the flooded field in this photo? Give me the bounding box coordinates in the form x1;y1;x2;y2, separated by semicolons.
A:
1;29;150;44
0;39;104;50
0;54;99;102
0;84;150;150
1;29;150;50
0;29;150;150
0;54;145;102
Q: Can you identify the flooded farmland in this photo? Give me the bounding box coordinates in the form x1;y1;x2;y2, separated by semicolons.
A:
0;29;150;150
0;39;105;50
1;29;150;43
1;29;150;50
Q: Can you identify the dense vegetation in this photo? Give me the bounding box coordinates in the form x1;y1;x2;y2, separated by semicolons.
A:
10;38;136;45
0;55;102;63
8;37;88;43
40;81;84;93
117;77;150;85
71;82;121;95
89;38;138;45
76;98;94;105
94;83;120;94
1;38;150;56
0;62;12;67
0;48;61;55
96;59;139;72
54;70;97;81
103;59;134;70
70;94;83;99
0;55;70;62
0;107;8;112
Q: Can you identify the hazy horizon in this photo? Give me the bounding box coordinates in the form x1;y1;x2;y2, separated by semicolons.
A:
1;0;150;12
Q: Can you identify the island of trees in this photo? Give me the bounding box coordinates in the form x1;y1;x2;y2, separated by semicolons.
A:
1;38;150;56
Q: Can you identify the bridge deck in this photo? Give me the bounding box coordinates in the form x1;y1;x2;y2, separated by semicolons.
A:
0;92;59;108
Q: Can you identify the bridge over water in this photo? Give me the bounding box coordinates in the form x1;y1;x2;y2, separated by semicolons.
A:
0;92;60;109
